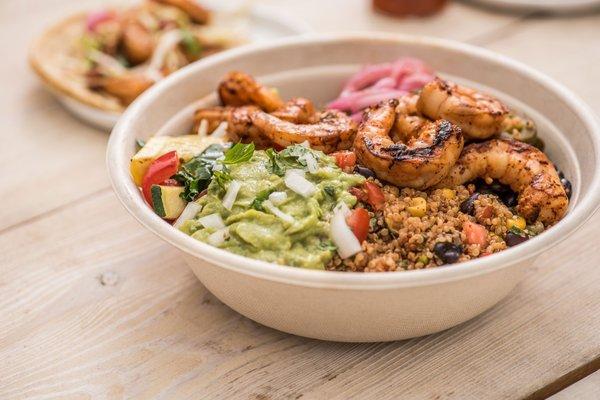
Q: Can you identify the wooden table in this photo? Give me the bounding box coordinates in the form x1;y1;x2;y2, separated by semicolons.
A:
2;0;599;398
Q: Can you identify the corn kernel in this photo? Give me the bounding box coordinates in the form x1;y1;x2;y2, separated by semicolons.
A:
507;216;526;230
407;197;427;217
440;188;456;200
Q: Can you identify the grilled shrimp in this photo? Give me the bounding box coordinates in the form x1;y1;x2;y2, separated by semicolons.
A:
151;0;211;24
435;139;568;225
354;99;464;190
392;93;428;143
271;97;319;124
88;74;154;105
218;71;284;112
193;97;348;151
193;97;318;136
417;78;508;140
251;108;357;153
121;21;154;65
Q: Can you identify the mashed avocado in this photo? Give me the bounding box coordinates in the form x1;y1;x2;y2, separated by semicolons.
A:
180;145;365;269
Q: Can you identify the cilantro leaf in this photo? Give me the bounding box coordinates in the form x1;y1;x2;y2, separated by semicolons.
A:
250;189;274;211
173;143;226;201
266;148;286;176
279;145;311;167
323;186;336;198
223;142;255;165
318;240;337;251
213;169;232;190
180;29;203;57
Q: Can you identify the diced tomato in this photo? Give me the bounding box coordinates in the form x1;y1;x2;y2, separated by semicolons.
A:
463;221;488;247
331;151;356;169
349;186;368;202
141;151;179;205
346;208;370;243
477;205;494;220
364;181;385;211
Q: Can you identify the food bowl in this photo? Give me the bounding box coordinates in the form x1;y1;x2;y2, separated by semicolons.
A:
107;33;600;342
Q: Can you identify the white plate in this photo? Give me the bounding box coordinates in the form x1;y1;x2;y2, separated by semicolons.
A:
462;0;600;13
52;5;312;131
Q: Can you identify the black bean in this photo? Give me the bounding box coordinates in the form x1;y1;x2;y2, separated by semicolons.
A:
433;242;463;264
460;193;480;215
354;165;376;178
561;177;572;199
505;232;529;247
500;191;518;208
474;179;517;207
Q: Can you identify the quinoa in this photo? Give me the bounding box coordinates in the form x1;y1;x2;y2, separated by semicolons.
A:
327;179;536;272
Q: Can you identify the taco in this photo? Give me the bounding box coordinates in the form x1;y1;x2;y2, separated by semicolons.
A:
29;0;244;113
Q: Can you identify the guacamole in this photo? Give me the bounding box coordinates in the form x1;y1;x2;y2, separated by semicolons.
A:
180;145;365;269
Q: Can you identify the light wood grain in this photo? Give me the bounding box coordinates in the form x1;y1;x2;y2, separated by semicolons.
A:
550;371;600;400
1;0;600;399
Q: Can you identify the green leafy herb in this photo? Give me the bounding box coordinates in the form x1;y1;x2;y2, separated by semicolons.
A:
250;188;274;211
323;186;336;198
222;142;255;165
266;148;286;176
213;169;232;190
81;35;101;52
280;145;311;167
173;143;226;201
180;29;203;57
508;226;525;236
116;54;131;68
265;144;317;176
135;138;146;151
318;241;337;252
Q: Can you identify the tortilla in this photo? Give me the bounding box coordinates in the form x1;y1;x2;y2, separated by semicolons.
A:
29;13;125;113
29;7;246;114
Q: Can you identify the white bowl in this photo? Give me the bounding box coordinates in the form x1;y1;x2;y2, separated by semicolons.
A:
107;33;600;342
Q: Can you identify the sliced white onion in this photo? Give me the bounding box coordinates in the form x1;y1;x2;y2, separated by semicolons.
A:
197;119;209;136
284;169;316;197
198;213;225;230
262;200;295;224
211;121;228;138
330;209;362;259
173;202;202;229
208;227;229;247
222;180;241;210
213;162;224;172
145;29;183;81
286;168;305;177
87;49;127;75
299;140;310;148
303;152;318;174
333;201;351;217
268;191;287;206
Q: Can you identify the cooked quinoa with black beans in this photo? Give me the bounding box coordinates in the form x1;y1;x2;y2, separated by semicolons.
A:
327;178;546;272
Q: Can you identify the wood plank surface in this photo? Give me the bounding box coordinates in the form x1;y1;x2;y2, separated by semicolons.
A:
1;0;599;399
550;371;600;400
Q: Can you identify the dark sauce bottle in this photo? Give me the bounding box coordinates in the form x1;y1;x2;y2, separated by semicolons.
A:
373;0;448;17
